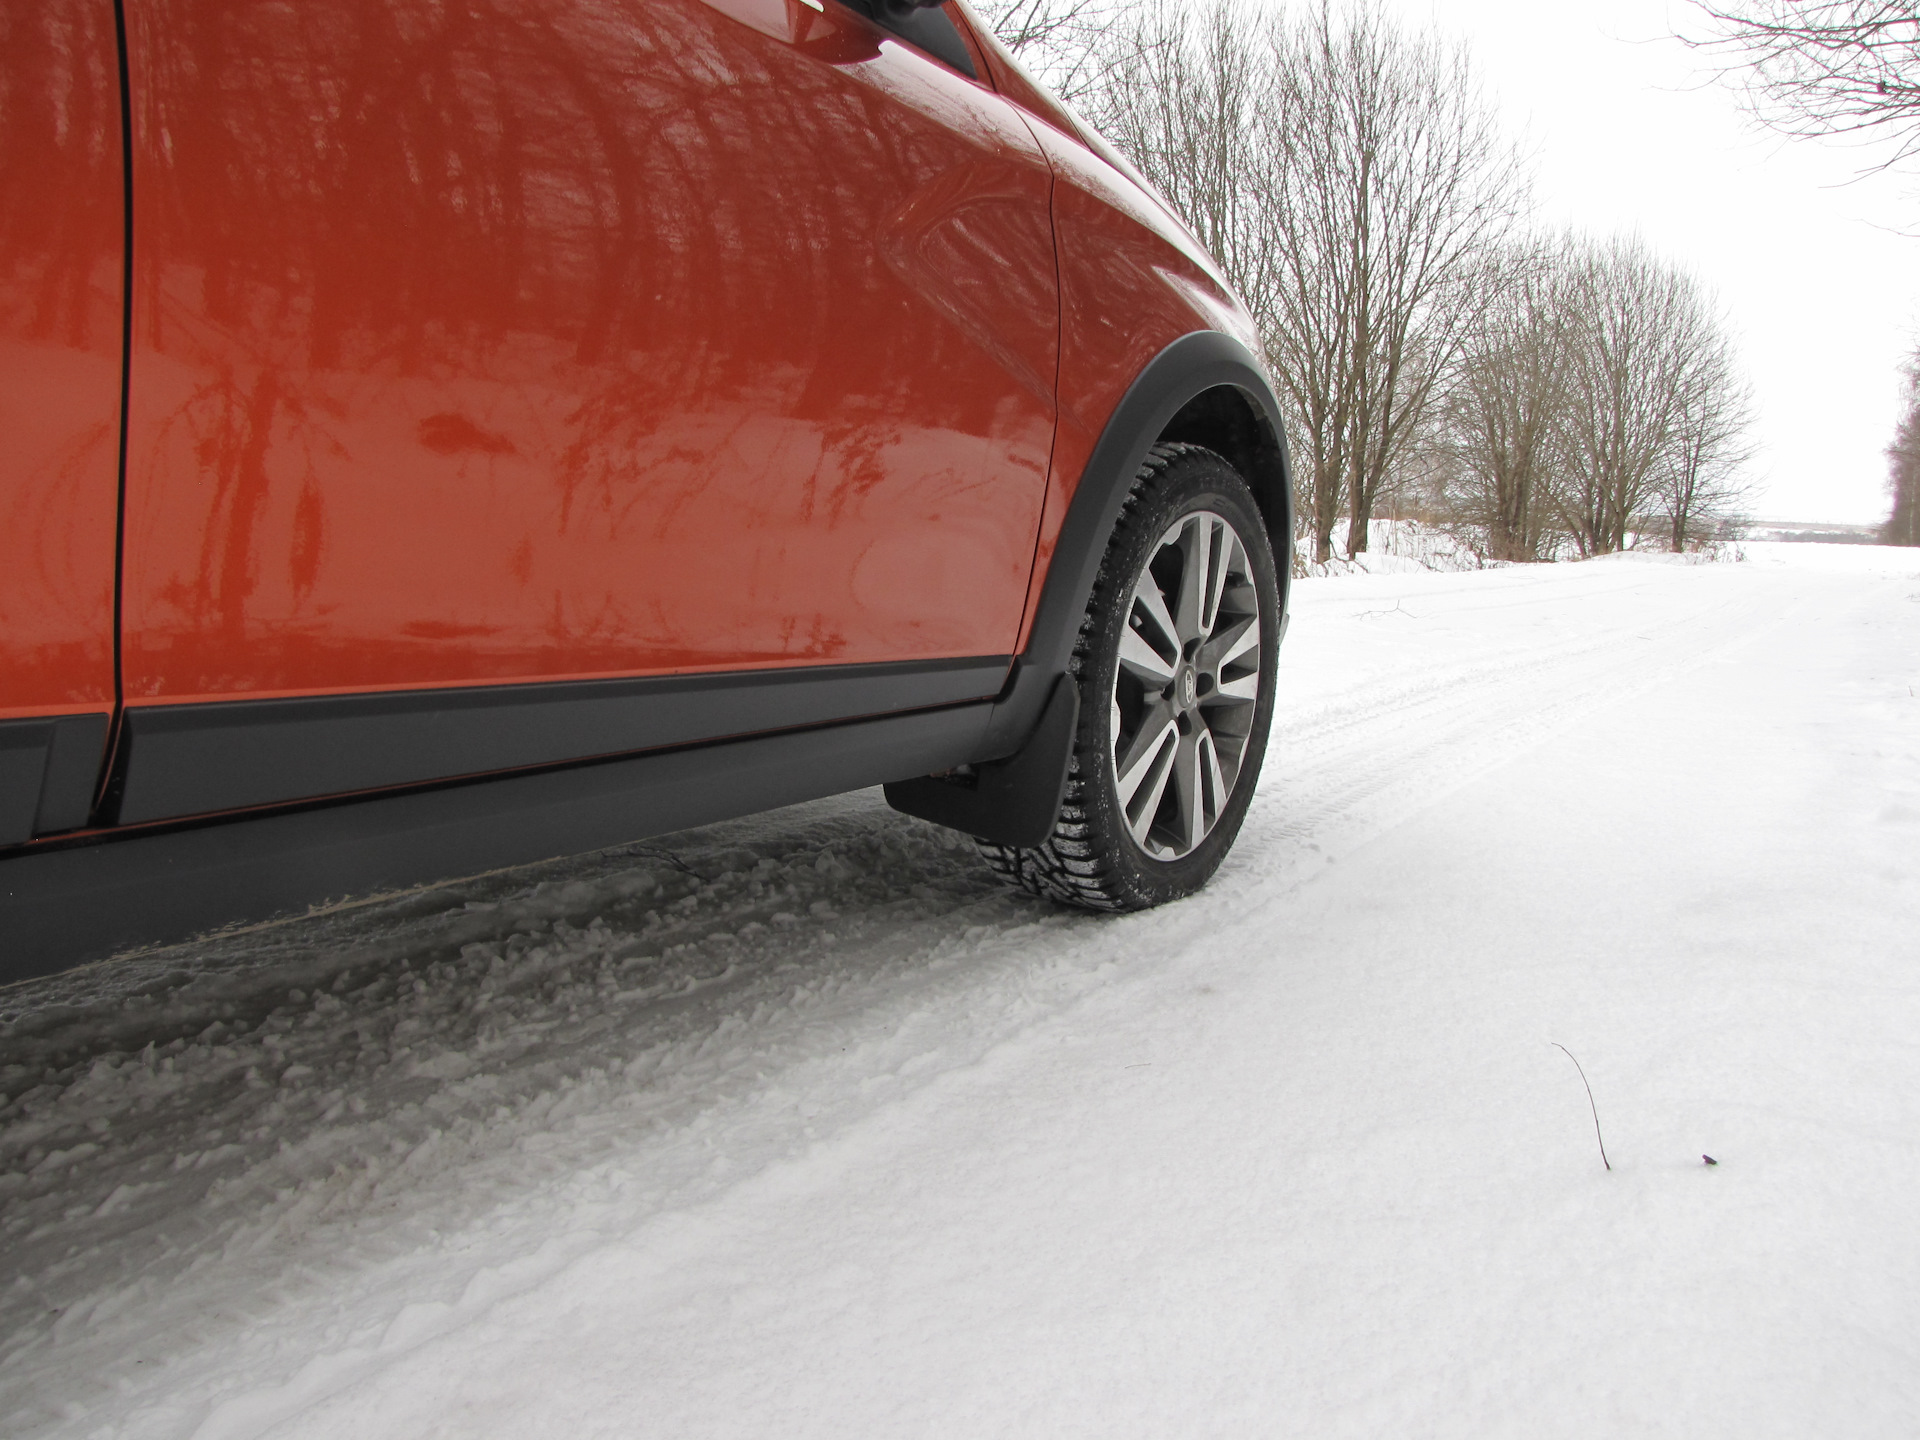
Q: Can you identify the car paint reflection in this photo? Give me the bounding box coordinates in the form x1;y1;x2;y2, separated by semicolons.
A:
119;0;1057;703
0;0;125;719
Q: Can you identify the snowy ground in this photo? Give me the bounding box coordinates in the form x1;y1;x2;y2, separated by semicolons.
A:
3;543;1917;1439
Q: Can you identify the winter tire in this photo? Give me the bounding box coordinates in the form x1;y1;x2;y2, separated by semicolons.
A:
979;442;1280;910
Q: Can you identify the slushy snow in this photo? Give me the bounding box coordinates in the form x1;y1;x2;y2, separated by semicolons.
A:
2;542;1917;1438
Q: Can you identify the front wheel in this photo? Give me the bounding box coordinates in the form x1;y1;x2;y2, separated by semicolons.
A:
979;442;1281;910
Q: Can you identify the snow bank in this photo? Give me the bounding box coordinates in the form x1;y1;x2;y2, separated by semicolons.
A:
1295;518;1491;576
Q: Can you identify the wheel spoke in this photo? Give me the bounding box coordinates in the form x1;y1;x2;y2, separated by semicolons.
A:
1198;727;1229;821
1114;705;1178;809
1211;673;1259;703
1122;725;1179;846
1118;625;1176;686
1173;516;1215;645
1198;614;1259;675
1204;528;1235;635
1131;575;1180;659
1170;729;1203;854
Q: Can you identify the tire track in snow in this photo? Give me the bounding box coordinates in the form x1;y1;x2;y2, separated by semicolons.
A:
1230;563;1770;888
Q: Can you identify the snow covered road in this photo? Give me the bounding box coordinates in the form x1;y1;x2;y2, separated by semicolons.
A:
4;544;1918;1438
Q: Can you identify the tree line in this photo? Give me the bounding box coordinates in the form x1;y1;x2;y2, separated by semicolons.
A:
976;0;1766;566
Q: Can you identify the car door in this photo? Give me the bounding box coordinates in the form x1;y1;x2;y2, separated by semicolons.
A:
0;0;124;843
111;0;1058;822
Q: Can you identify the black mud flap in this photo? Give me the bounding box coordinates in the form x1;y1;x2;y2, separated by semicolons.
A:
883;673;1080;847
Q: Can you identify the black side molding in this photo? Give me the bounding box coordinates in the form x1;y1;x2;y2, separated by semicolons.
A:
112;656;1009;825
0;701;992;986
884;671;1078;846
0;723;43;846
0;714;111;845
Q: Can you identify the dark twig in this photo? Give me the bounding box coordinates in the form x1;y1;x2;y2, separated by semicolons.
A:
1552;1043;1612;1171
626;845;699;879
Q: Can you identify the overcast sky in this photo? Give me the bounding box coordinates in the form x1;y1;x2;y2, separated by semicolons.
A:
1370;0;1918;525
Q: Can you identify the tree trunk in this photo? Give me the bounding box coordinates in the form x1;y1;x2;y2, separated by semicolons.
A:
1344;512;1369;555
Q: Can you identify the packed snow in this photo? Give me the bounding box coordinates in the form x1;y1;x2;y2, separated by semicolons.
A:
3;542;1917;1438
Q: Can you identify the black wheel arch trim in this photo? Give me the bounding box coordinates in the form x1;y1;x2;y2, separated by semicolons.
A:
888;329;1293;848
902;328;1290;802
988;328;1291;761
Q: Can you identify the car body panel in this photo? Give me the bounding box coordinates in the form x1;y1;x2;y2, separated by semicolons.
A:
0;0;124;724
1007;112;1265;659
116;0;1056;707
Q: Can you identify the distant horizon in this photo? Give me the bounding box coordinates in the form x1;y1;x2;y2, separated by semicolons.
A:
1751;522;1881;537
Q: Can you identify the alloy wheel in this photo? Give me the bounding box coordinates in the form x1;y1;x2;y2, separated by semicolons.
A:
1109;508;1264;860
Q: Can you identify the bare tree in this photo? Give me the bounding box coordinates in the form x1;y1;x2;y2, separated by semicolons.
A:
1043;3;1528;566
1547;237;1748;556
1687;2;1920;172
1887;351;1920;544
1659;336;1757;550
1442;240;1570;561
1258;3;1527;563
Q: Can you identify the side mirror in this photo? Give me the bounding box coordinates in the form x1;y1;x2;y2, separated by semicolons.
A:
849;0;977;77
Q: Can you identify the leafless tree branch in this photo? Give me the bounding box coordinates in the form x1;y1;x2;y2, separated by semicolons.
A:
968;0;1128;103
1684;2;1920;173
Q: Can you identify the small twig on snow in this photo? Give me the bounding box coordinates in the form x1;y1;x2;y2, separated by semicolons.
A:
1552;1043;1612;1171
626;845;700;879
1357;599;1418;621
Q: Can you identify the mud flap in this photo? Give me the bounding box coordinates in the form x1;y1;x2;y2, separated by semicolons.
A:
883;673;1080;847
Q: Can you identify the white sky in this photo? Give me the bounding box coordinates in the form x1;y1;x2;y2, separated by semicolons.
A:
1369;0;1918;524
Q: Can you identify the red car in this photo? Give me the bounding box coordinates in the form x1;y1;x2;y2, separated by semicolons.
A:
0;0;1291;980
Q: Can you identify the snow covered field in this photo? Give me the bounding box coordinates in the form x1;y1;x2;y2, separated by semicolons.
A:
3;543;1917;1439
